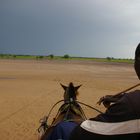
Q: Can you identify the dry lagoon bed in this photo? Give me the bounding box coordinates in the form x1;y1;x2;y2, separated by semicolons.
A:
0;59;139;140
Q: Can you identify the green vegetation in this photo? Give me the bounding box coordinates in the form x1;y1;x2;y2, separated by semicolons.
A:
63;54;70;59
0;54;134;64
49;54;54;59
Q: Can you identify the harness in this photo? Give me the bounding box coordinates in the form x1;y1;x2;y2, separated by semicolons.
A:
38;99;102;133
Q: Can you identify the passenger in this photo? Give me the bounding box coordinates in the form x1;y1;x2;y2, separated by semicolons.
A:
69;43;140;140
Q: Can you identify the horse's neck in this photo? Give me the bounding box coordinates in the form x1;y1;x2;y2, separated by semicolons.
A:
52;111;83;126
51;103;84;126
59;102;80;114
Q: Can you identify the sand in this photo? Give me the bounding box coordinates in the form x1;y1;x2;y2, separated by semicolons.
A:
0;59;139;140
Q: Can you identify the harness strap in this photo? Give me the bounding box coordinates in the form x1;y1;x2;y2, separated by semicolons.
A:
59;103;87;120
38;100;103;133
77;101;103;114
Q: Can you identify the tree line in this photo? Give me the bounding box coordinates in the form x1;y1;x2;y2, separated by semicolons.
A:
0;54;133;63
0;54;70;59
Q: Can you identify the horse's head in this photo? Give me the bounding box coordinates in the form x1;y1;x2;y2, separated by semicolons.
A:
60;82;82;103
38;82;103;140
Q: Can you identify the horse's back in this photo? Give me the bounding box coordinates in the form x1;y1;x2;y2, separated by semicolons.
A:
42;121;78;140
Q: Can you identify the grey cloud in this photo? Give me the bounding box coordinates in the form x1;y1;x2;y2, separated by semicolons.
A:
0;0;140;58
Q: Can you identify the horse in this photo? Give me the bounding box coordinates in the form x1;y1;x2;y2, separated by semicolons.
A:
38;82;89;140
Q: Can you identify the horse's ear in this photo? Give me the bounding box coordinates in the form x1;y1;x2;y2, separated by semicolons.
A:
60;83;67;91
75;85;82;91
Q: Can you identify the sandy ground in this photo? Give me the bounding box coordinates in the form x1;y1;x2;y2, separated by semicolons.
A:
0;59;139;140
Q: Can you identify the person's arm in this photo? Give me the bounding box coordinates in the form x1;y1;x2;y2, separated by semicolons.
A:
91;93;135;122
97;93;124;108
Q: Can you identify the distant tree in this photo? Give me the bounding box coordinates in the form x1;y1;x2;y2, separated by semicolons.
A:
0;54;4;58
39;56;44;59
106;57;111;61
49;54;54;59
63;54;70;59
36;56;44;59
13;55;17;59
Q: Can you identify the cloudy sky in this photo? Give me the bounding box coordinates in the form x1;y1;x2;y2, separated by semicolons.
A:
1;0;140;58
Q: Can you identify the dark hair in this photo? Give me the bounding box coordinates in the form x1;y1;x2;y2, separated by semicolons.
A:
134;43;140;79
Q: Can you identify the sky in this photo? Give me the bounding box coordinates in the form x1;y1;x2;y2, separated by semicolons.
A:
1;0;140;58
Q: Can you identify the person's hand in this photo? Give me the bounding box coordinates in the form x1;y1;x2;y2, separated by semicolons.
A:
97;93;124;108
97;95;113;108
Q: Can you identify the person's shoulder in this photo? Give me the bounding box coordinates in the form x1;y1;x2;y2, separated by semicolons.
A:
125;90;140;110
126;90;140;97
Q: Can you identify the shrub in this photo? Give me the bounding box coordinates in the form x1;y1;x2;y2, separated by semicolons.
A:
63;54;70;59
49;54;54;59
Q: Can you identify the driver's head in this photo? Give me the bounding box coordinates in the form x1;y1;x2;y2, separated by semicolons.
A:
134;43;140;80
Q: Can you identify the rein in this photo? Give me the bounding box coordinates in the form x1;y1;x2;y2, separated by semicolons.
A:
115;83;140;95
48;100;102;121
77;101;103;114
38;100;64;132
39;100;64;123
38;100;102;133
